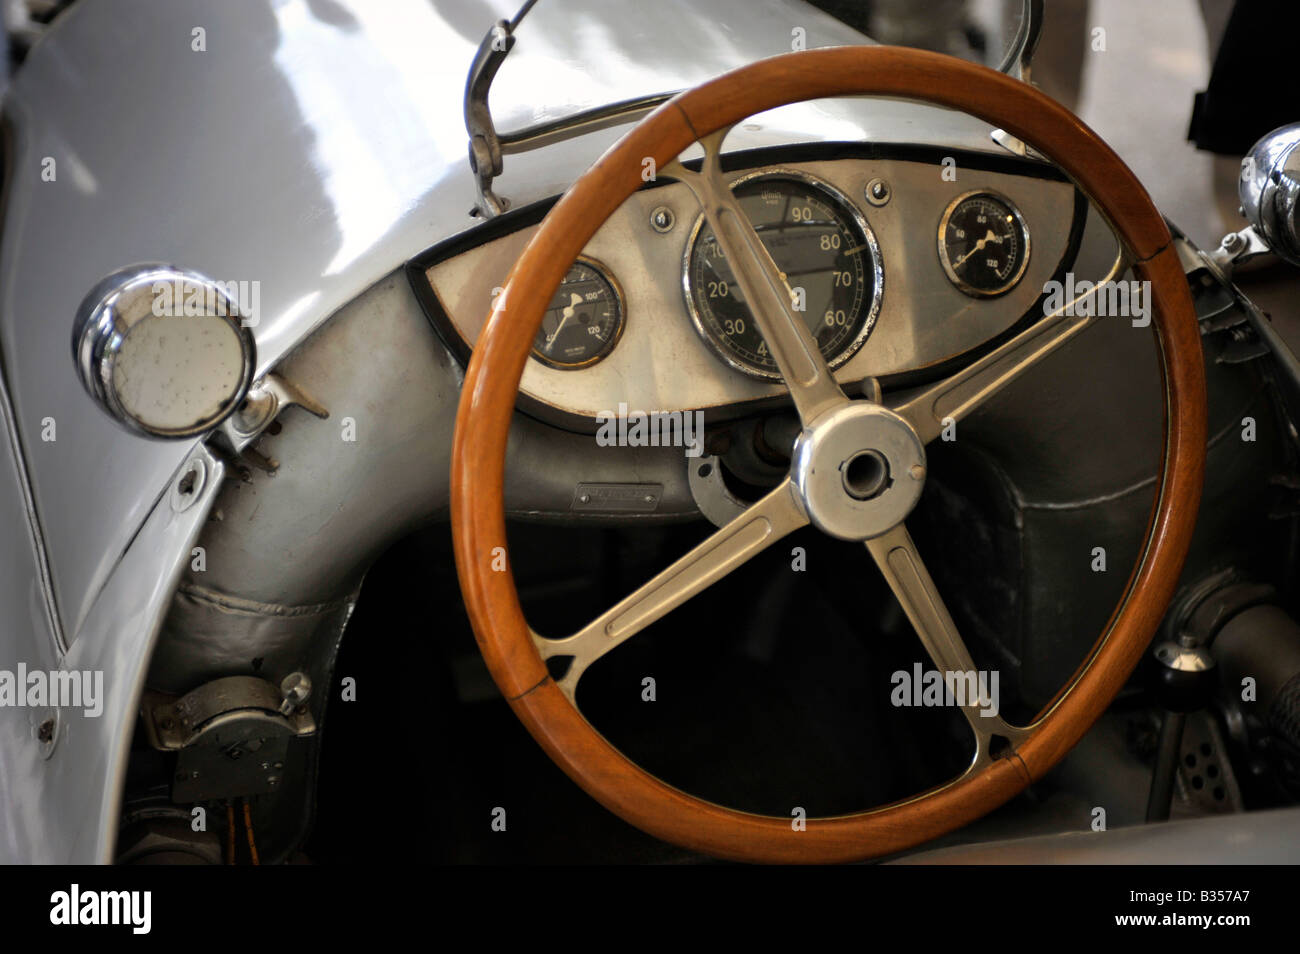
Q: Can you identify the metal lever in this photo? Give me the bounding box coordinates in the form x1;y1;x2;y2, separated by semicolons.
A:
462;0;677;217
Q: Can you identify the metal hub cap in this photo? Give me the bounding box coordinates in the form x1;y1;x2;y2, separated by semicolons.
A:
792;402;927;541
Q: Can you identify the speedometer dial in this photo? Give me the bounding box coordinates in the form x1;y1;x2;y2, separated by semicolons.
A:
683;172;883;381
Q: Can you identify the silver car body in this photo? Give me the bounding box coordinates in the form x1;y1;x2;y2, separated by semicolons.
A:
0;0;1053;862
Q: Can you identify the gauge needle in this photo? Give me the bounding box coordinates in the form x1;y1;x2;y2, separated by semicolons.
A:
546;292;583;345
951;229;1004;271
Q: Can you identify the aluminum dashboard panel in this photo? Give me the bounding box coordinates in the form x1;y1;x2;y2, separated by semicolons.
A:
415;147;1081;424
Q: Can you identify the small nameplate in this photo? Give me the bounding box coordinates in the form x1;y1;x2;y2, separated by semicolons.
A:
571;482;663;513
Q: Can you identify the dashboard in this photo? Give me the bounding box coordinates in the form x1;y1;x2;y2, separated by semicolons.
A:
410;145;1084;428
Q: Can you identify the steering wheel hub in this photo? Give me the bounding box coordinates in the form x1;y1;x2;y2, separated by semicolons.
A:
792;402;927;541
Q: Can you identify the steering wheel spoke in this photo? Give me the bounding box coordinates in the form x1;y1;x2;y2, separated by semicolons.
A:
890;249;1131;444
535;477;808;700
865;522;1029;763
664;130;848;427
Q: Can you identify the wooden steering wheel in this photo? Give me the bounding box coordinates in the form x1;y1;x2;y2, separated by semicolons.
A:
451;47;1207;863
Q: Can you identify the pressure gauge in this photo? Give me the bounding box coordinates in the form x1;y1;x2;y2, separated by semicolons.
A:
938;191;1031;298
531;258;625;370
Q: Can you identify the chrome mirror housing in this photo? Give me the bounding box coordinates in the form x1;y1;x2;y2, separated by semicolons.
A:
1240;123;1300;266
71;264;257;439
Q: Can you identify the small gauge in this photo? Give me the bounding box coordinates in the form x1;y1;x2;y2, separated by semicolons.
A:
531;258;625;369
938;191;1031;298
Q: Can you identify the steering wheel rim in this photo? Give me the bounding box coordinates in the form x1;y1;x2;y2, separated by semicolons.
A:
450;46;1207;863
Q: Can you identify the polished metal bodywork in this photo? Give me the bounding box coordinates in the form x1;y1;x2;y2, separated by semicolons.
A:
462;0;1041;214
0;0;1016;863
0;0;1278;864
0;442;222;861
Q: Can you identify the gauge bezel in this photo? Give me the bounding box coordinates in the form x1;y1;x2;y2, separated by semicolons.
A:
682;169;884;383
529;255;626;370
937;189;1032;299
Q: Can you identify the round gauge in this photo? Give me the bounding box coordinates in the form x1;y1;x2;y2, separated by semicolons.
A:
531;258;625;369
938;191;1031;298
684;172;883;381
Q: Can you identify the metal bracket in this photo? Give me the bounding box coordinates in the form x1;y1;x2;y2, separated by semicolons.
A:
998;0;1044;82
687;456;748;528
142;675;315;803
465;17;520;217
989;127;1047;161
1175;710;1244;815
463;2;677;218
463;1;688;216
1208;225;1274;274
212;370;329;474
1173;232;1300;389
